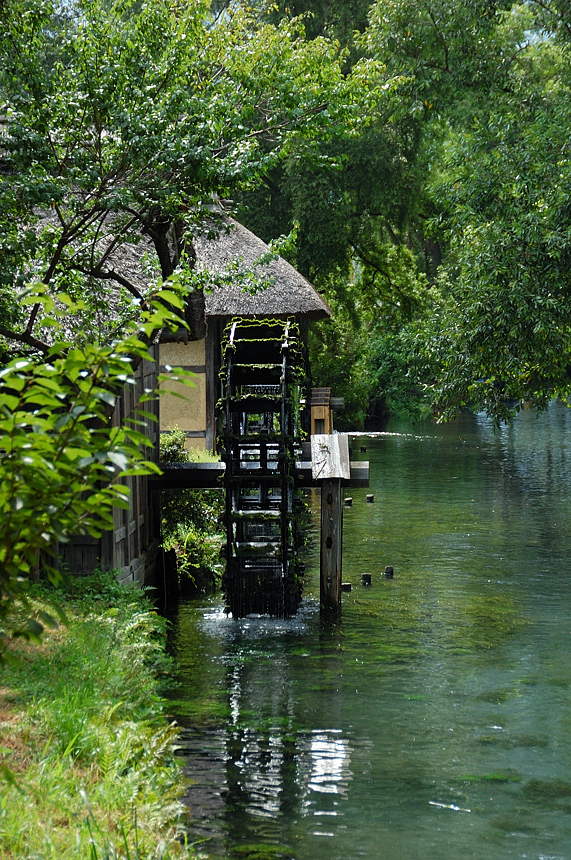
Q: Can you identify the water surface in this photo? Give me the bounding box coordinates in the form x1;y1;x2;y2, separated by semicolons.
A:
167;403;571;860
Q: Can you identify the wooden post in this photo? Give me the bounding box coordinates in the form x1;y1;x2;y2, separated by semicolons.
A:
311;434;350;616
320;478;342;612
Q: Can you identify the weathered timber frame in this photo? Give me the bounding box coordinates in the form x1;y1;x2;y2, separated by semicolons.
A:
311;433;351;613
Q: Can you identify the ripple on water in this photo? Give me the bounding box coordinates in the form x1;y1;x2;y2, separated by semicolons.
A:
168;404;571;860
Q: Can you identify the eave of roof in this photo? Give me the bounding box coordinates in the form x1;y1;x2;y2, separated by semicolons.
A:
196;217;331;321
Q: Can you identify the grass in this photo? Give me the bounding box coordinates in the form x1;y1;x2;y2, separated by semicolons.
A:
0;573;201;860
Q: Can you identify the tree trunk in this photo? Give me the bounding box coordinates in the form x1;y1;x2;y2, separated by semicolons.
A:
148;215;206;341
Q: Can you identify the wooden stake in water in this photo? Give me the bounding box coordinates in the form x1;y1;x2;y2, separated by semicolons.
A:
312;434;350;614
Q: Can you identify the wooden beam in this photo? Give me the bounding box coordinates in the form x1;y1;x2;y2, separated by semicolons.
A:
149;458;368;490
205;322;217;452
149;462;225;489
310;435;350;615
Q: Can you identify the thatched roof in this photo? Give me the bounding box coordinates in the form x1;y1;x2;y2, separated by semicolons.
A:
32;209;159;296
23;211;330;339
196;217;331;321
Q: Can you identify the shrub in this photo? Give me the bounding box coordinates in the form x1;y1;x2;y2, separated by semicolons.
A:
159;429;224;590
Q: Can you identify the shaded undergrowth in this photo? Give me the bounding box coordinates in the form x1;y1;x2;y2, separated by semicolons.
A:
160;429;224;594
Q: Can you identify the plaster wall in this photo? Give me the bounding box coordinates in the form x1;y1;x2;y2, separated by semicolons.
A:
159;339;207;451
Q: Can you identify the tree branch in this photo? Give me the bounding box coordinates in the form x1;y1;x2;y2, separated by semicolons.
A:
211;102;330;157
87;212;141;273
529;0;571;38
423;3;450;73
263;174;282;196
0;323;50;353
72;265;148;305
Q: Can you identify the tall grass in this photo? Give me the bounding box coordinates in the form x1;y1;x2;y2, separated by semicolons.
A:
0;574;200;859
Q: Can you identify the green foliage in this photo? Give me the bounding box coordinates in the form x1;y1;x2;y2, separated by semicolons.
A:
0;0;382;349
160;479;222;542
285;0;571;423
361;0;571;419
159;426;192;465
369;326;435;420
0;574;195;859
159;429;223;589
419;9;571;417
309;315;376;429
0;282;191;661
234;0;373;46
361;0;513;111
1;0;370;649
309;248;437;425
159;429;222;534
3;0;570;431
230;3;440;424
165;521;223;589
0;0;393;427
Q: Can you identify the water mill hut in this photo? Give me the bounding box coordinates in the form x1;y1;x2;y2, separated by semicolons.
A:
159;215;332;452
55;214;333;585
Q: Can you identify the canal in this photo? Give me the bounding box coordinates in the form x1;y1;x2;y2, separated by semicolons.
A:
167;401;571;860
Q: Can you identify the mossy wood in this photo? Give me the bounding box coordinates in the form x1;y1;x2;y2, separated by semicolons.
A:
310;434;350;614
220;318;306;618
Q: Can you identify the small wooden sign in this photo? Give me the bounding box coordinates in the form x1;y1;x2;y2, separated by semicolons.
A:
311;433;350;481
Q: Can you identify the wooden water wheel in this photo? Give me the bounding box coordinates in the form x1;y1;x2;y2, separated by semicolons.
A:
220;318;305;617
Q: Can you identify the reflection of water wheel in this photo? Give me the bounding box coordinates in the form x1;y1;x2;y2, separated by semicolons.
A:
220;318;305;617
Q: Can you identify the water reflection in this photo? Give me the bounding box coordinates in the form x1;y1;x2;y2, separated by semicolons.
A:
306;731;352;796
169;403;571;860
171;609;357;856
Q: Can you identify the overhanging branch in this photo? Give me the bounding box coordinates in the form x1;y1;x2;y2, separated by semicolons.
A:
0;324;50;353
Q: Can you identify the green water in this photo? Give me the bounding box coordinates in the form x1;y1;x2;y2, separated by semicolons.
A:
167;403;571;860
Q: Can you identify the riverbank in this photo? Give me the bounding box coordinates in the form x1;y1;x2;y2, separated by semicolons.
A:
0;573;199;860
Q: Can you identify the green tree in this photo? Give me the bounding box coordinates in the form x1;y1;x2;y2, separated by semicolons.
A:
212;0;372;47
228;1;442;423
0;0;385;649
364;0;571;419
308;243;434;426
215;0;571;423
0;283;190;661
0;0;377;351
